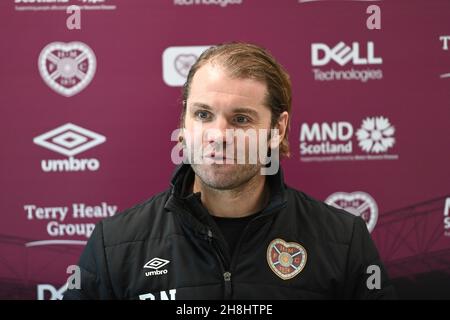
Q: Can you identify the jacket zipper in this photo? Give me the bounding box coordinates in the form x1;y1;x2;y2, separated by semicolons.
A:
206;229;232;299
170;198;233;298
170;193;287;299
168;199;232;298
206;202;287;299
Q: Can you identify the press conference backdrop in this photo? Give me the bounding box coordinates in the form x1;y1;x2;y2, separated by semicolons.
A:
1;0;449;300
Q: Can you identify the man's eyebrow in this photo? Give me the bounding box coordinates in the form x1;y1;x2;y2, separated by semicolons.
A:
190;103;260;118
191;102;213;111
232;107;259;118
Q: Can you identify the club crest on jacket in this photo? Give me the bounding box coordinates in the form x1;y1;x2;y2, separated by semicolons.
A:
267;238;307;280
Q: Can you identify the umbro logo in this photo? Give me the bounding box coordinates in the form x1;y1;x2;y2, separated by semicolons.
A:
33;123;106;172
144;258;170;270
143;258;170;277
34;123;106;158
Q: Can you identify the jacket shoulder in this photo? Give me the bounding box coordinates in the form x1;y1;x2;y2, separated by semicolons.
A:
98;189;174;247
285;186;362;244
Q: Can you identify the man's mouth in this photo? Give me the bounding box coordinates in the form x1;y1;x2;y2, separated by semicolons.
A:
204;152;235;161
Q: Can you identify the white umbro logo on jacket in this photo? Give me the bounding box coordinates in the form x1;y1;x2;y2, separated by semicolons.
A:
143;258;170;276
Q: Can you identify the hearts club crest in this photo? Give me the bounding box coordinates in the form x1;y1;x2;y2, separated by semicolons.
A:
174;54;197;78
267;238;307;280
38;42;96;97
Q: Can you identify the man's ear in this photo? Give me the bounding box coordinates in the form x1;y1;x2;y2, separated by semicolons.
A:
277;111;289;142
269;111;289;149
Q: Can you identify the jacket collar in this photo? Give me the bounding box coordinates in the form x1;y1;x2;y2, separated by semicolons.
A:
166;163;287;214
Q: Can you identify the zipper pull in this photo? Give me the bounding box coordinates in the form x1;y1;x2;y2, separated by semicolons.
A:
223;271;232;298
223;272;231;282
205;229;213;242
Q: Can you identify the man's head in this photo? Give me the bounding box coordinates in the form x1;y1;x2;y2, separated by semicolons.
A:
179;42;292;190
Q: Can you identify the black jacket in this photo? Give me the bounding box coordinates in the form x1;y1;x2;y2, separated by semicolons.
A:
64;164;395;300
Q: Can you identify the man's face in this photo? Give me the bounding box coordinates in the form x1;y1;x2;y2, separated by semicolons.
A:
183;62;273;190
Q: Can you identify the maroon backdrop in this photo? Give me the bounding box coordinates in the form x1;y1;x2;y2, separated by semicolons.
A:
1;0;449;299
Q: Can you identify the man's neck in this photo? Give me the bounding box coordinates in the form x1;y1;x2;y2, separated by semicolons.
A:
192;173;269;218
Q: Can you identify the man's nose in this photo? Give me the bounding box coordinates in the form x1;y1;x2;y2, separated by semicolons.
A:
205;117;233;145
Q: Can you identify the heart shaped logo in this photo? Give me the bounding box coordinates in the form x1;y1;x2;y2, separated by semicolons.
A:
267;238;307;280
38;42;96;97
325;191;378;233
174;54;197;78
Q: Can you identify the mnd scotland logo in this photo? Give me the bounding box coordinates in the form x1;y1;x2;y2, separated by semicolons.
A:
299;116;398;162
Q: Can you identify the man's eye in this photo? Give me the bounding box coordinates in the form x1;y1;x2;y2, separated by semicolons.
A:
195;111;211;120
234;115;250;124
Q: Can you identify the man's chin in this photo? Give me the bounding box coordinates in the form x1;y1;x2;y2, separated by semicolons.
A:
196;162;243;171
191;163;261;191
194;163;239;176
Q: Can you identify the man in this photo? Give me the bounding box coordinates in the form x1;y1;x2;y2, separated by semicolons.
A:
64;42;395;300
